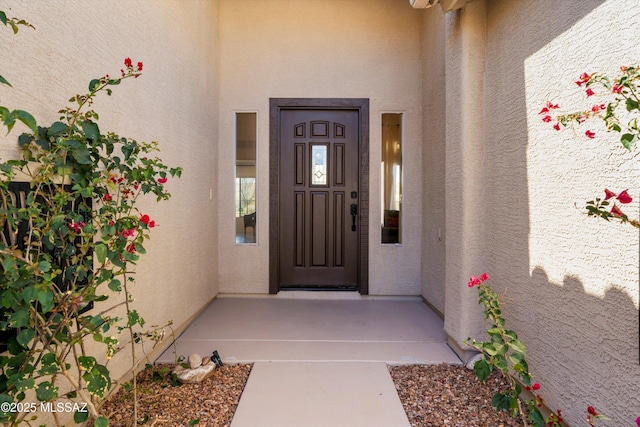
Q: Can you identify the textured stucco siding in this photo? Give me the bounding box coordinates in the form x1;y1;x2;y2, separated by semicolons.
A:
454;0;639;425
0;0;220;390
217;0;424;295
420;7;447;314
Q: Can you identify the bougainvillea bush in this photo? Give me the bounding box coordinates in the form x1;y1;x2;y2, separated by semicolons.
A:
540;66;639;229
0;53;182;426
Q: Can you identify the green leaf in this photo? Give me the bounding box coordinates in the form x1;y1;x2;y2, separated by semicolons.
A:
14;110;37;133
620;133;637;150
188;419;200;426
78;356;96;371
35;381;58;401
0;74;11;88
108;279;122;292
47;121;68;137
491;392;513;413
89;79;101;92
81;120;100;141
74;409;89;423
473;358;492;382
0;11;7;25
37;260;51;272
16;329;35;347
626;97;639;112
9;309;29;328
95;242;107;264
508;339;527;354
94;416;109;427
528;407;545;427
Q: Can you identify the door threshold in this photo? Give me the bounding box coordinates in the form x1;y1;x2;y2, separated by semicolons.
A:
279;287;358;292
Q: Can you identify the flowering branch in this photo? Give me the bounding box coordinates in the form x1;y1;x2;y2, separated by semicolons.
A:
466;273;612;427
541;66;639;229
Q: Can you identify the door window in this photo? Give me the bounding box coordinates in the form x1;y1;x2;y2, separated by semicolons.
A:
235;112;257;244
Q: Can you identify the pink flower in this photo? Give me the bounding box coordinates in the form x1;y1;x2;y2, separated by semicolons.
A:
585;87;594;97
542;115;552;123
467;276;481;288
616;189;632;204
124;57;133;68
635;415;640;426
157;177;168;184
612;83;623;94
591;104;606;113
479;272;489;282
148;220;156;228
575;72;590;86
585;130;596;138
610;204;625;217
604;188;616;200
121;229;135;238
553;122;561;131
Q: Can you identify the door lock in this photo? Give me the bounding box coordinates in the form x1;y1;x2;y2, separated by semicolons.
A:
350;204;358;231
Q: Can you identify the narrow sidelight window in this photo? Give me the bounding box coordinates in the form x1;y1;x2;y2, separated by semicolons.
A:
235;112;257;244
381;113;402;244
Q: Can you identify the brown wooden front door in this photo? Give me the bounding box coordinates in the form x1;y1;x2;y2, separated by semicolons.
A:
279;109;359;289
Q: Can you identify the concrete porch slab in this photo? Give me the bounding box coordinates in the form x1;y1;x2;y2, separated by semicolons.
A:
157;294;461;365
229;361;412;427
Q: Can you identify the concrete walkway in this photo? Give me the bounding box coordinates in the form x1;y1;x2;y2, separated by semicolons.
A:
157;293;461;427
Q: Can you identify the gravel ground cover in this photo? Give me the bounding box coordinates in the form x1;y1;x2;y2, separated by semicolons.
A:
98;363;522;426
390;364;524;427
98;364;252;427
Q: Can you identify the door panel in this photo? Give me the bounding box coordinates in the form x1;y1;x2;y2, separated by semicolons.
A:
280;109;359;288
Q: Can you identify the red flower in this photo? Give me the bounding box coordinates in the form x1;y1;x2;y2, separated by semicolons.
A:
587;406;598;416
604;188;616;200
585;130;596;138
124;57;133;68
467;276;481;288
157;177;168;184
575;72;590;86
126;242;136;254
610;204;625;217
137;61;143;71
553;122;561;131
616;189;632;204
585;87;595;97
121;229;135;238
532;383;540;391
140;214;151;225
148;220;156;228
542;115;552;123
103;194;112;201
612;83;623;94
539;107;549;115
479;272;489;282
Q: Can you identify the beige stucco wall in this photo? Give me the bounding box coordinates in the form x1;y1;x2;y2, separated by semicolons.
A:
217;0;424;295
420;7;447;314
419;0;639;425
0;0;220;414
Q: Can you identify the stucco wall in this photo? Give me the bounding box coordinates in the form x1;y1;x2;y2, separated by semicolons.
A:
217;0;424;295
420;7;447;314
431;0;639;425
0;0;220;398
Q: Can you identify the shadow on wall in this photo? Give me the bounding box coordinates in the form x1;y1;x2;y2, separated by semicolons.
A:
510;267;640;425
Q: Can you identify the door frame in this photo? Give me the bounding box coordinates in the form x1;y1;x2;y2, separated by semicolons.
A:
269;98;369;294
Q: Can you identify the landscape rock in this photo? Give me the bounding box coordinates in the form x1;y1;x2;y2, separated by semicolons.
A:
188;353;202;369
173;362;216;384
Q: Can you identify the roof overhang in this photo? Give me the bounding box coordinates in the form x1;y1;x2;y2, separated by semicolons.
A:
409;0;475;13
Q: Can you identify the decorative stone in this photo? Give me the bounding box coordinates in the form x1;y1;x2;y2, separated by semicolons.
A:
202;357;211;366
188;353;202;369
173;362;216;384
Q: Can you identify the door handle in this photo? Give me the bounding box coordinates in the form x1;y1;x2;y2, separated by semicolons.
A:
350;204;358;231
